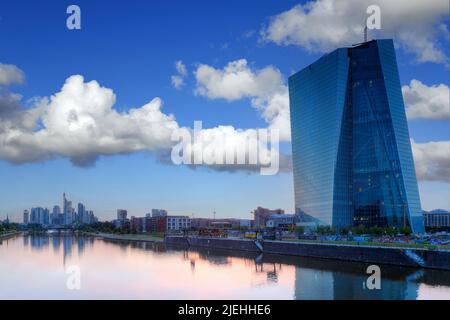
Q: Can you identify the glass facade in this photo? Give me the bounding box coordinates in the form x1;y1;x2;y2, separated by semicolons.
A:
289;39;424;234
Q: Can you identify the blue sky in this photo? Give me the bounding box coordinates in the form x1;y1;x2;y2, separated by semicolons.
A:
0;0;449;221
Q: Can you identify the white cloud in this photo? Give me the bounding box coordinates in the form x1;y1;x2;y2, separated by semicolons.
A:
175;60;187;77
0;63;25;85
1;75;179;166
194;59;291;141
412;140;450;182
171;60;188;89
171;75;184;90
402;80;449;120
261;0;449;64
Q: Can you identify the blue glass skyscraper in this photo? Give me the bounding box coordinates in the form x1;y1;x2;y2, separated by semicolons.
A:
289;39;424;234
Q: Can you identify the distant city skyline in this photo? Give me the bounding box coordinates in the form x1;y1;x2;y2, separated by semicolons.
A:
0;1;448;222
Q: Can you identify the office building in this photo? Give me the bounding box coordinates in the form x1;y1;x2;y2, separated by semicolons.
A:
23;210;29;224
151;209;168;217
289;39;424;233
266;214;295;229
52;205;61;225
423;210;450;228
253;207;285;228
78;203;86;224
117;209;128;221
63;193;73;226
166;215;190;231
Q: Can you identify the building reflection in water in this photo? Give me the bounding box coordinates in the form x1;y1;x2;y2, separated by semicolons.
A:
23;232;94;266
293;260;423;300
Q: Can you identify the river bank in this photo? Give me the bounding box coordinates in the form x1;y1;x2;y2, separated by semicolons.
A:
165;236;450;271
86;232;164;243
0;231;21;240
85;232;450;270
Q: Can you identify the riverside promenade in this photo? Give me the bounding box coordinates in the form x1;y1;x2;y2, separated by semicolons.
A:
165;236;450;271
85;232;450;271
0;231;21;241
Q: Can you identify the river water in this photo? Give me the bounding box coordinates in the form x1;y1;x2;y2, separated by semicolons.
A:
0;233;449;299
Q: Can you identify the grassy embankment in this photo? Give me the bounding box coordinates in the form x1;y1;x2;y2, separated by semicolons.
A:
88;232;165;243
285;238;449;251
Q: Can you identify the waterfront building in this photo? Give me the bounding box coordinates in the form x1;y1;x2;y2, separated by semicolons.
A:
117;209;127;221
151;209;168;217
167;216;190;231
289;39;424;233
423;209;450;228
191;217;253;229
145;215;166;232
114;209;128;228
144;214;190;232
266;214;295;229
253;207;285;228
23;210;29;224
130;216;145;233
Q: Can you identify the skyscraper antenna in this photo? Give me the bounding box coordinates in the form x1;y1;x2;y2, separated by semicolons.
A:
364;24;368;42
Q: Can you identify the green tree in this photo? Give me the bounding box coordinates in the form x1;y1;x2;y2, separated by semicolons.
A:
295;225;305;235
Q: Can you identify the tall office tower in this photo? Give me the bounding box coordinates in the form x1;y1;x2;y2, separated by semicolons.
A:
52;205;61;225
23;210;29;224
117;209;128;221
78;203;86;223
88;210;95;224
30;207;39;223
63;193;73;226
30;207;45;224
42;208;50;225
289;39;424;233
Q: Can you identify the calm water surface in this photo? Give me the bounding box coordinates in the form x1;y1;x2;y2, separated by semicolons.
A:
0;233;449;299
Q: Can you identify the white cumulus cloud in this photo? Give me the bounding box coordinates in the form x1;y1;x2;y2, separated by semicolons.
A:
0;63;25;85
411;140;450;182
402;80;449;120
194;59;291;141
1;75;179;166
171;60;188;90
261;0;449;64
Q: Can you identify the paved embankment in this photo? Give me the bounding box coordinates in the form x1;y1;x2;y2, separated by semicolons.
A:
87;232;164;244
165;236;450;271
0;231;21;240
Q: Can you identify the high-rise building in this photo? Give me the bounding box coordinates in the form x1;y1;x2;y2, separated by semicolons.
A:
30;207;47;225
52;205;61;225
42;208;50;225
289;39;424;233
88;210;96;224
117;209;127;221
63;193;73;226
30;207;39;223
151;209;168;217
78;202;86;224
23;210;29;224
